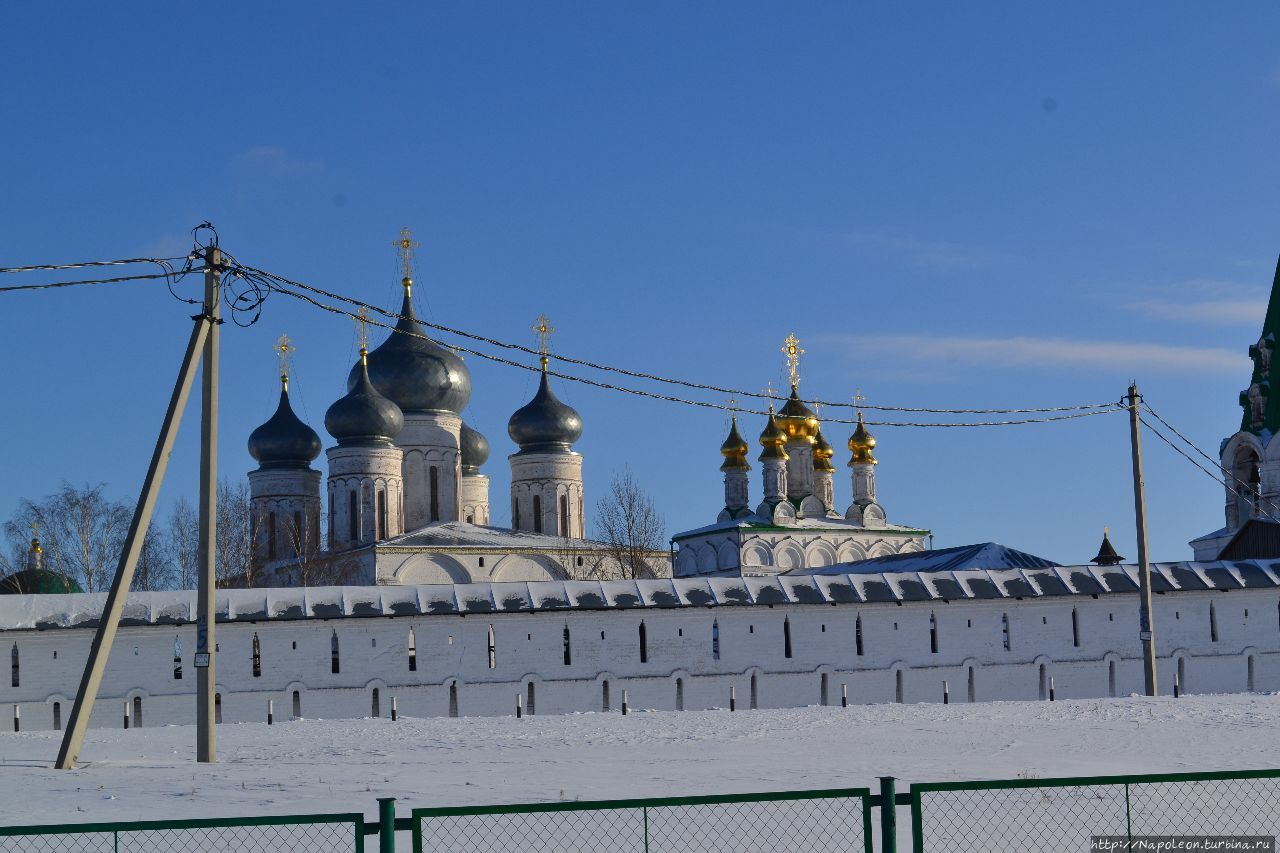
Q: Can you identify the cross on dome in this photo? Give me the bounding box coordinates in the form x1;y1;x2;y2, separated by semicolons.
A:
392;226;421;281
275;334;296;386
533;314;555;369
354;307;371;358
781;333;804;387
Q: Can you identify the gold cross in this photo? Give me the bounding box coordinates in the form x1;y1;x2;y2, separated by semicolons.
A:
781;333;804;388
355;307;370;355
275;334;296;384
533;314;555;356
392;227;421;280
29;521;40;553
853;389;866;410
727;397;737;414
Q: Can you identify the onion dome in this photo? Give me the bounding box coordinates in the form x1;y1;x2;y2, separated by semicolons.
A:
759;409;790;461
0;569;82;595
350;278;472;414
327;354;404;446
848;412;877;465
777;385;819;442
1091;528;1124;566
248;381;322;469
720;416;750;471
508;362;583;454
460;421;490;475
813;425;837;472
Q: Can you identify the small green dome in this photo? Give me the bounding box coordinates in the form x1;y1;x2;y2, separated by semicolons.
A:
0;569;83;595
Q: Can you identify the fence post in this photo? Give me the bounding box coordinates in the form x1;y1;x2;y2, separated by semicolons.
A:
842;683;848;708
730;686;736;712
879;776;897;853
267;699;273;725
642;805;650;853
378;796;396;853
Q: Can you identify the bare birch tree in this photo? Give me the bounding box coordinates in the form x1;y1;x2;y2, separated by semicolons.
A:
164;496;200;590
593;469;666;580
215;478;255;588
3;483;130;592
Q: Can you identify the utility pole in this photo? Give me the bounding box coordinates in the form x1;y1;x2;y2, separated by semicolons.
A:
55;280;214;769
196;246;222;763
1127;382;1158;696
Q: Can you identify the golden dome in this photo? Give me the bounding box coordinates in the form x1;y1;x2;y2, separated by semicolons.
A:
848;412;877;465
720;417;750;471
759;409;790;461
812;425;837;472
777;385;819;442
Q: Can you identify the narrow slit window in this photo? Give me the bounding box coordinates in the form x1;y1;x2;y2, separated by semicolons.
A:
132;696;142;728
331;630;340;674
1108;660;1117;697
292;690;301;718
929;612;939;654
252;633;262;678
449;683;459;717
676;678;684;711
371;688;380;718
53;702;61;731
488;625;497;669
376;490;387;540
1071;608;1080;648
512;497;520;529
750;673;759;709
639;621;648;663
1210;601;1219;642
562;624;572;666
895;669;904;703
9;644;16;688
783;617;792;659
1001;613;1011;651
348;489;358;542
967;667;976;702
712;620;720;661
559;494;569;537
855;614;864;656
533;495;543;534
525;682;535;716
173;636;182;680
602;680;610;712
429;467;440;522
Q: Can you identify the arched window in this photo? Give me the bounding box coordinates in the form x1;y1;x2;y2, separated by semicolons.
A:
675;678;684;711
252;633;262;678
449;683;460;718
408;628;417;672
967;666;976;702
1108;660;1117;697
331;630;340;674
525;682;535;716
820;673;829;706
750;673;759;709
895;669;904;703
512;497;520;529
559;494;569;537
52;702;61;731
292;690;301;718
533;495;543;533
348;489;358;542
371;688;381;718
1039;664;1049;700
429;467;440;522
376;490;387;540
132;696;143;728
602;680;610;712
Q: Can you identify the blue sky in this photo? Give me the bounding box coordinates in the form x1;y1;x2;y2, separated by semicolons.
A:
2;3;1278;564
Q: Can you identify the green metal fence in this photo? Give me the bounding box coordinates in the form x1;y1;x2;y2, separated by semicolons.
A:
411;788;874;853
0;812;366;853
909;768;1280;852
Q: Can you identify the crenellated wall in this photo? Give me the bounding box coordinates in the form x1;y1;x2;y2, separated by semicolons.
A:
5;567;1280;730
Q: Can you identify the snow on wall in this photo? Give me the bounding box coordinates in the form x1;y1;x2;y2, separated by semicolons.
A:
4;562;1280;731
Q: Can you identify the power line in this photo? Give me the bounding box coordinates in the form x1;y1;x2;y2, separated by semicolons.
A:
0;257;189;275
0;271;184;294
239;262;1118;416
267;276;1126;428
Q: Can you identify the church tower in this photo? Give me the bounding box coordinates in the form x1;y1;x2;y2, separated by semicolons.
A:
1191;256;1280;559
845;412;887;527
507;316;585;538
812;424;837;515
756;407;795;521
354;229;471;529
247;336;323;566
459;422;491;525
327;332;405;550
717;414;751;521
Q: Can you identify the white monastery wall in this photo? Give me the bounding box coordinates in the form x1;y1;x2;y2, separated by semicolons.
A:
5;577;1280;731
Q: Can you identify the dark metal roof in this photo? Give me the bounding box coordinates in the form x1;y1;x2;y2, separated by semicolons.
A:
508;369;583;454
355;286;471;415
801;542;1058;576
247;385;322;469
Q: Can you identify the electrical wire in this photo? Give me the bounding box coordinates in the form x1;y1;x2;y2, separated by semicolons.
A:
267;277;1127;428
1138;415;1280;524
238;262;1118;416
0;257;189;274
0;271;184;293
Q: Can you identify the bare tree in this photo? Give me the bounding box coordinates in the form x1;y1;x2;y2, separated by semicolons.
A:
131;524;174;591
215;478;254;588
3;483;130;592
164;496;199;590
593;469;666;580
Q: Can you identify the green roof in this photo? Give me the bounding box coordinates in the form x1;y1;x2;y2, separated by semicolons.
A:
0;569;83;595
1240;255;1280;436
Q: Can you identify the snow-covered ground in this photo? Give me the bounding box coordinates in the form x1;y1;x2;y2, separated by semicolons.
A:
2;693;1279;828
